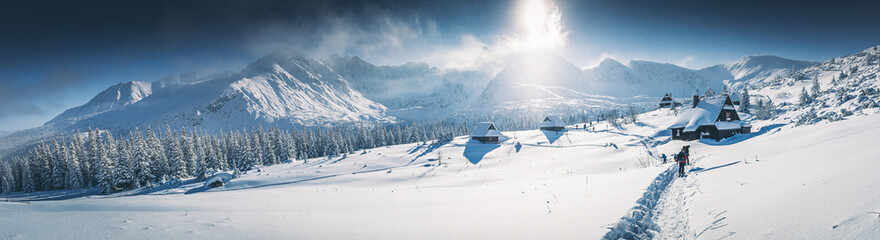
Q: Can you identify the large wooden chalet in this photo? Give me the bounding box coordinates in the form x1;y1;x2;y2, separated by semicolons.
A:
669;95;751;141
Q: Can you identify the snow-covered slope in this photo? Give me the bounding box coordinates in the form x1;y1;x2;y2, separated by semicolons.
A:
49;81;153;124
0;126;668;239
699;55;817;84
743;45;879;125
583;59;713;98
475;51;590;105
21;48;394;138
652;113;880;239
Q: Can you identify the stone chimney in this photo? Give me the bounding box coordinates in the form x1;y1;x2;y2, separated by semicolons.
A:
693;95;700;108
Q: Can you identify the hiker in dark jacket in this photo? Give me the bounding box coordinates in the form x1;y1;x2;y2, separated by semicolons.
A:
676;150;687;177
661;153;667;164
683;145;691;165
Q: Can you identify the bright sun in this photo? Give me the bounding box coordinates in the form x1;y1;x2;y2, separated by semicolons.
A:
515;0;566;51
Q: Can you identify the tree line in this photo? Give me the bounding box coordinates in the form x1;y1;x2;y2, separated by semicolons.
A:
0;109;629;195
0;121;468;194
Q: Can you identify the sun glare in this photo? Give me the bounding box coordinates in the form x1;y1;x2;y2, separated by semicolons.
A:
514;0;567;52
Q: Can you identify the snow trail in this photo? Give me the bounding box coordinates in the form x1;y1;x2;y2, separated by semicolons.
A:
602;165;678;239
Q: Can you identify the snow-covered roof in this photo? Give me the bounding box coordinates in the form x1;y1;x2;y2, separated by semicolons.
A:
538;116;566;128
670;96;745;132
669;100;721;131
471;122;505;137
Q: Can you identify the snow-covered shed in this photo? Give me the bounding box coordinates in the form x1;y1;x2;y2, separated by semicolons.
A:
659;93;681;108
470;122;505;143
538;116;567;132
669;95;751;141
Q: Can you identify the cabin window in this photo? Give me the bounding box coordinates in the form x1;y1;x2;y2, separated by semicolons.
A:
725;112;731;121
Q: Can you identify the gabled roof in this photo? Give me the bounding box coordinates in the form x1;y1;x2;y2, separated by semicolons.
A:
471;122;505;137
538;116;566;128
669;100;721;131
669;96;742;132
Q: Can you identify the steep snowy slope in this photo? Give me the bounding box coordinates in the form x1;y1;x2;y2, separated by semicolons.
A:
697;55;818;88
48;81;153;124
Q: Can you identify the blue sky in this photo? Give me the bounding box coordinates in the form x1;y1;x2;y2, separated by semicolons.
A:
1;0;878;133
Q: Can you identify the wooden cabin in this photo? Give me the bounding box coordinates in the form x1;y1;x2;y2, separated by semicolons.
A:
470;122;505;143
669;95;751;141
538;116;567;132
659;93;681;108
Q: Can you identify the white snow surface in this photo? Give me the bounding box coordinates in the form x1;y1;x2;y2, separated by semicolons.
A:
3;107;880;239
0;125;666;239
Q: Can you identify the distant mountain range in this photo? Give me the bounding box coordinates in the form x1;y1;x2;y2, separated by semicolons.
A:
0;46;831;156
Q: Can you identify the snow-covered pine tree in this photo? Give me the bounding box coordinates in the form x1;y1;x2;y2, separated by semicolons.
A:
181;127;197;175
191;131;209;181
65;142;83;190
96;138;116;194
167;129;188;181
132;129;153;188
20;157;35;192
0;160;14;193
87;128;101;187
35;142;52;190
250;127;263;166
73;133;89;188
799;86;812;106
811;77;821;99
240;131;255;170
145;127;167;183
113;137;133;190
51;139;67;190
260;126;277;165
740;86;751;113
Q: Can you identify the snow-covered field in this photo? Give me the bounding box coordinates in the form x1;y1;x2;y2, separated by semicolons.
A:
3;109;880;239
0;126;666;239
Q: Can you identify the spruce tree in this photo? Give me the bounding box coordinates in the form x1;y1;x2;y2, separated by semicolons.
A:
132;129;153;188
799;86;812;106
20;157;35;192
65;142;84;190
1;160;16;193
740;86;750;113
51;139;67;190
167;130;188;180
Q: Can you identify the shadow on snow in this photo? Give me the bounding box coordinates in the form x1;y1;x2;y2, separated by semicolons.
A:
462;140;500;164
541;129;566;144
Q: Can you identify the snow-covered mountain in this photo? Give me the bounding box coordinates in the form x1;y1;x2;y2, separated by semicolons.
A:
49;81;153;124
697;55;817;89
475;51;590;105
326;54;493;121
746;45;880;124
2;48;393;155
0;47;829;157
583;58;712;98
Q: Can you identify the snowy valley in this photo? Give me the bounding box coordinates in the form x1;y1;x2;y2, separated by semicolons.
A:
1;40;879;239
